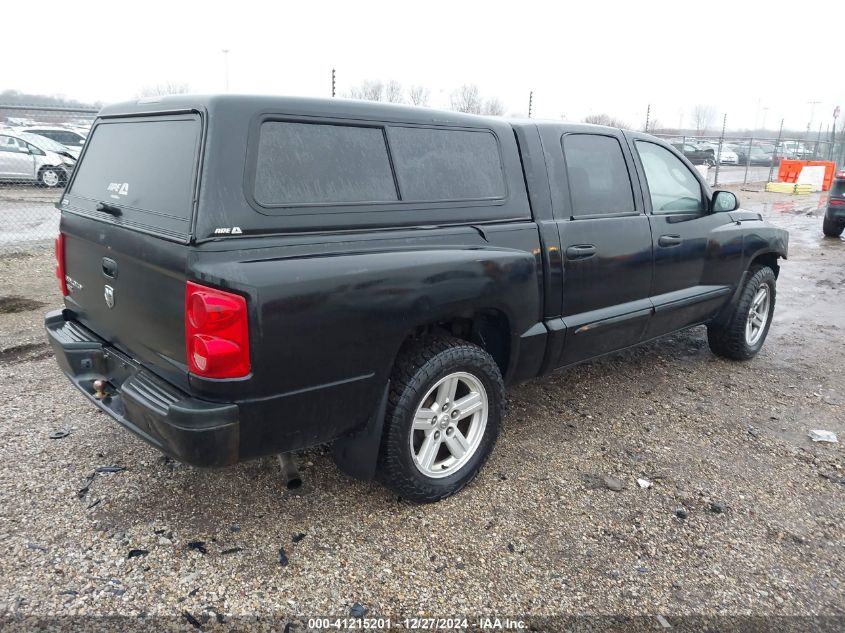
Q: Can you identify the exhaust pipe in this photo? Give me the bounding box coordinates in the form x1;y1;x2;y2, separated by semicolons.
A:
276;453;302;490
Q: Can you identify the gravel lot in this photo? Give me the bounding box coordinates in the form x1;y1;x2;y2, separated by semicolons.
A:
0;188;842;630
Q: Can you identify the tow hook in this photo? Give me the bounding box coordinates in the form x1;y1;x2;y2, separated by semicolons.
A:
92;379;110;400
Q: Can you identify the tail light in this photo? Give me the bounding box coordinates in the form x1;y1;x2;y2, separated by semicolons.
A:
836;169;845;179
830;199;845;206
185;281;250;378
55;233;68;296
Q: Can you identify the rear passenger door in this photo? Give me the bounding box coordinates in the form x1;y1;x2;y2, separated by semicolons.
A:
541;126;654;367
628;137;741;339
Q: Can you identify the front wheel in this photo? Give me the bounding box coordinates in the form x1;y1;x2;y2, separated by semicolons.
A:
707;266;776;360
823;214;844;238
38;167;63;188
377;336;504;503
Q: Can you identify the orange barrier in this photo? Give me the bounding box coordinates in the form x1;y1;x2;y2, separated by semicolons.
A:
808;161;836;192
777;160;836;191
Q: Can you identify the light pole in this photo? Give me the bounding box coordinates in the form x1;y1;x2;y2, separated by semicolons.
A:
222;49;230;92
761;107;770;134
806;100;820;141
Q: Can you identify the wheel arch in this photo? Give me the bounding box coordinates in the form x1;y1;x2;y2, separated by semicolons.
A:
748;250;783;277
398;307;514;382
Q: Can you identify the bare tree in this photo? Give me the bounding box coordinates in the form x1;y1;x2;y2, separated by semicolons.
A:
384;80;404;104
691;104;716;135
408;85;430;107
136;82;190;97
348;80;384;102
450;84;482;114
482;97;505;116
583;113;629;128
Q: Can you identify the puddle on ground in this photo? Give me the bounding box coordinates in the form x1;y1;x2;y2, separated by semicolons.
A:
0;295;47;314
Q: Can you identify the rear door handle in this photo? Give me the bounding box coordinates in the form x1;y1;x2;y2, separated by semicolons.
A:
658;234;682;247
565;244;597;260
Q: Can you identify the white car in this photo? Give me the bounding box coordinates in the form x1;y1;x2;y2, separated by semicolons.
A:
21;126;87;159
697;143;739;165
0;130;76;187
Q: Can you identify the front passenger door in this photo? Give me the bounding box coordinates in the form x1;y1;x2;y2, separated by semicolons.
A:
631;138;742;339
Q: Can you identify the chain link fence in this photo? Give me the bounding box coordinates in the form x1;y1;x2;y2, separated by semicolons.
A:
2;104;843;252
652;132;845;188
0;104;96;251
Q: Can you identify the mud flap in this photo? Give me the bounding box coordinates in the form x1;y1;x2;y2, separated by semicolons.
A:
331;383;389;480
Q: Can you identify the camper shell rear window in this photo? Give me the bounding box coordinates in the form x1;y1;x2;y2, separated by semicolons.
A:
65;114;202;239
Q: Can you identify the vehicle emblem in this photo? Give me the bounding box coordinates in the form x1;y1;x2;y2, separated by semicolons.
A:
104;285;115;309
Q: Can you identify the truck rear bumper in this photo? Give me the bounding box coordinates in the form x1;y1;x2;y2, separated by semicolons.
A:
45;309;239;467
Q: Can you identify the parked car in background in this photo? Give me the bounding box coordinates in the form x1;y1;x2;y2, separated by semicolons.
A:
757;143;794;162
22;126;87;159
823;169;845;237
0;130;75;187
727;143;748;164
696;142;739;165
672;142;715;166
748;146;773;166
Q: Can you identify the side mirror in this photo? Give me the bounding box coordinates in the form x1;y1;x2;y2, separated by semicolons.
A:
711;190;739;213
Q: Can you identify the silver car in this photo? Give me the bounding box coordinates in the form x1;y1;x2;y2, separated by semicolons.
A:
0;131;75;187
21;126;87;159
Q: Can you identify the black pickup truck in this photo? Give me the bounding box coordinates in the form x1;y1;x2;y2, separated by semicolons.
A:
46;96;788;502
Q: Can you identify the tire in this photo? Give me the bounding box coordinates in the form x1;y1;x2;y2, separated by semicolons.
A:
704;157;715;167
707;266;776;360
377;336;505;503
823;214;844;238
38;167;62;188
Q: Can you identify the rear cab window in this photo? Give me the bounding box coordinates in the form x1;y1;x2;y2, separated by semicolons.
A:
561;133;636;218
63;114;202;240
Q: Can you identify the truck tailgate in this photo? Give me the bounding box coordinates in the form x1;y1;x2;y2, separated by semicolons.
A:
57;113;203;388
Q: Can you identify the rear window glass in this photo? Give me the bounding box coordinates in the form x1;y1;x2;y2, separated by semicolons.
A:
561;134;635;217
254;122;398;206
69;117;200;224
389;127;505;201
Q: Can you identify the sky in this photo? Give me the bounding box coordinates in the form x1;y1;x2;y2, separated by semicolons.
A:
3;0;842;133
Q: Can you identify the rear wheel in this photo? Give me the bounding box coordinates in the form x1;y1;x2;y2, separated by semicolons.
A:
823;214;844;238
377;336;504;503
707;266;776;360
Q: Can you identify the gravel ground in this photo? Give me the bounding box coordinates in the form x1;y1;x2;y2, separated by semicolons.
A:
0;189;842;631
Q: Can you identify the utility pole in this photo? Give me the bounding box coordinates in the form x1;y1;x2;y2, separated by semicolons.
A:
644;104;651;133
768;118;784;183
761;106;770;134
713;113;727;187
527;91;533;118
806;100;821;141
222;49;230;92
331;68;336;98
832;106;840;161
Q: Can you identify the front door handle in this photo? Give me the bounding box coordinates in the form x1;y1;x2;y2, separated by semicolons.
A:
658;234;682;247
565;244;597;260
